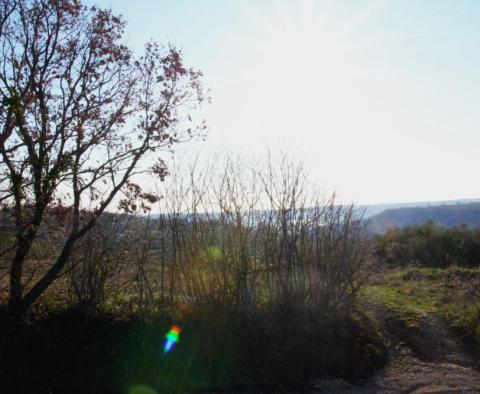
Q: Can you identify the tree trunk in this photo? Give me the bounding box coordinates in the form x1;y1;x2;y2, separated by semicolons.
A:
8;236;34;321
21;236;77;315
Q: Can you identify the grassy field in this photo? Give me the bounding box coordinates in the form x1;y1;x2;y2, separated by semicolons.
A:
362;266;480;345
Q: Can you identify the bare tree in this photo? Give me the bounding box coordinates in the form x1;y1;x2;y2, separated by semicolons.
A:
0;0;206;319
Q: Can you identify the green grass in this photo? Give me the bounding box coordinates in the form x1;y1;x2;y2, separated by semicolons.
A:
364;284;438;318
363;267;480;334
401;266;480;281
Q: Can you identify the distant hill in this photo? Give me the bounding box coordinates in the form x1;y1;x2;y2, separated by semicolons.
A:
360;198;480;219
366;202;480;233
2;198;480;236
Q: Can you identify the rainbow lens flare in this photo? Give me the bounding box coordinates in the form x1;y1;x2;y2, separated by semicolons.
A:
163;325;181;354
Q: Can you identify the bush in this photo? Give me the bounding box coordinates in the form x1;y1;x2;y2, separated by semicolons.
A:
0;304;387;393
374;222;480;268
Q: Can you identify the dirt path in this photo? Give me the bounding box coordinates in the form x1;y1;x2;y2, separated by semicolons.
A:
309;360;480;393
364;358;480;393
230;305;480;393
356;305;480;393
306;304;480;393
369;311;477;391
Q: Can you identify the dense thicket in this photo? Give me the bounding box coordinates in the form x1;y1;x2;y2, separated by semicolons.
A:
374;221;480;268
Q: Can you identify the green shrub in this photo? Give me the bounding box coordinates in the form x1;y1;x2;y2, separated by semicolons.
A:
374;222;480;268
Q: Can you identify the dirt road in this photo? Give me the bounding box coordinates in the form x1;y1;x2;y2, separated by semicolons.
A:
309;304;480;393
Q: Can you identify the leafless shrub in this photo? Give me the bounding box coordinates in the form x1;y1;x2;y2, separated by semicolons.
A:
464;273;480;318
147;153;374;317
28;152;372;317
66;214;138;312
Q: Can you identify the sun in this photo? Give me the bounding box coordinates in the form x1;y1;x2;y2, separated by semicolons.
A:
231;0;381;142
240;0;374;72
205;0;398;203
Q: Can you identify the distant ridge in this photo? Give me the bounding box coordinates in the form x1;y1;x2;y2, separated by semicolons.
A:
360;197;480;219
3;198;479;235
366;201;480;233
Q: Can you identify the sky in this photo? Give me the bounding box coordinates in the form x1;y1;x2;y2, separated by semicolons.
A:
88;0;480;205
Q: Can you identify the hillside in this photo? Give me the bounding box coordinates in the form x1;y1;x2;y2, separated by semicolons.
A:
361;198;480;219
367;202;480;233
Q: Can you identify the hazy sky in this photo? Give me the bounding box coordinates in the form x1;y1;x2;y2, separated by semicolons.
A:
89;0;480;205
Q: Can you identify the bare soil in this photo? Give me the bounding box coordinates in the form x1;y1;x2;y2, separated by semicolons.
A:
310;305;480;393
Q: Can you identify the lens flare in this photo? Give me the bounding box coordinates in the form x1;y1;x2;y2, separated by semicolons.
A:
163;325;181;354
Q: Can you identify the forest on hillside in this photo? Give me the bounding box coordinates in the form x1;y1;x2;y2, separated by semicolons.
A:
367;203;480;233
